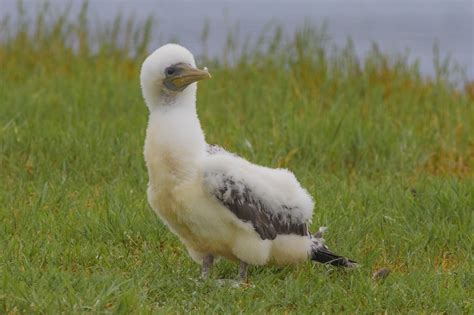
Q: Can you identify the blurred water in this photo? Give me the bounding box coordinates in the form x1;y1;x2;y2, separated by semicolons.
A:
1;0;473;78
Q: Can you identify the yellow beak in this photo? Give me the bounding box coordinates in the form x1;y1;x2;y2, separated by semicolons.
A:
165;64;211;91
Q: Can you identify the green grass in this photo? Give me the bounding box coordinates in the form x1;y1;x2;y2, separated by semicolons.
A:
1;5;473;313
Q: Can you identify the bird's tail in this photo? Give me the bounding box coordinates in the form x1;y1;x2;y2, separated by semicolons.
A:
310;227;358;268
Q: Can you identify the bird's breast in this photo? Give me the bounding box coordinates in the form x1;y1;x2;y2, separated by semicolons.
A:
147;184;195;238
146;169;246;259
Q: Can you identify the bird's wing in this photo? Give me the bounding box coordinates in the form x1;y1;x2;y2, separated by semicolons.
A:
203;145;314;240
206;144;229;155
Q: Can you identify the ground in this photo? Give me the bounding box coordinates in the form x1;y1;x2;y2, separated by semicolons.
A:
0;11;473;313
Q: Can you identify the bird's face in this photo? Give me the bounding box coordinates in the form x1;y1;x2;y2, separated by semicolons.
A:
140;44;211;108
162;62;211;92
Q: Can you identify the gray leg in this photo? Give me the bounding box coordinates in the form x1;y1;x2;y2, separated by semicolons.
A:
201;255;214;279
239;261;248;281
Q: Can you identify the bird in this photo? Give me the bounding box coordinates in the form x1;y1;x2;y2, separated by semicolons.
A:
140;43;357;281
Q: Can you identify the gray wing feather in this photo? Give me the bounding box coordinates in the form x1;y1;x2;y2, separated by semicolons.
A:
206;174;309;240
206;144;228;155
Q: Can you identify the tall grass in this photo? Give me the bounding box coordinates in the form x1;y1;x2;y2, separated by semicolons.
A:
0;3;473;313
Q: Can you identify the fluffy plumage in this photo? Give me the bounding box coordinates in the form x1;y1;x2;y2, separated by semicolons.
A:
203;145;313;240
141;44;356;280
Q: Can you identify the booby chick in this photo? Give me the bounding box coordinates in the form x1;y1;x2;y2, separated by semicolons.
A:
141;44;357;281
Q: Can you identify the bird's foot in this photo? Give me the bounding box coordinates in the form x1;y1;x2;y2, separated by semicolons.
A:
214;279;254;289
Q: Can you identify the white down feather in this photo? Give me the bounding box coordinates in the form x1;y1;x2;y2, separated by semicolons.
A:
202;151;314;224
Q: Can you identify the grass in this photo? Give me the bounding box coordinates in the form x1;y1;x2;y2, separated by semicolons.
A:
1;4;473;313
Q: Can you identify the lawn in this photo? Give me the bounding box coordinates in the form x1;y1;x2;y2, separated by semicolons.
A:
0;7;473;313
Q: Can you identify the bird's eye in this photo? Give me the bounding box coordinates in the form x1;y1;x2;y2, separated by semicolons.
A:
166;67;175;76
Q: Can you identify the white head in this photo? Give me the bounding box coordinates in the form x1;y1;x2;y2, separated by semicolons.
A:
140;44;211;111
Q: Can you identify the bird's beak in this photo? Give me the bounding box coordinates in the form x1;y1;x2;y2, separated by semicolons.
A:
165;64;212;91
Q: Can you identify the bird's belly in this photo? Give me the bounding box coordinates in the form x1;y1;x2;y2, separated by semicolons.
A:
148;182;238;260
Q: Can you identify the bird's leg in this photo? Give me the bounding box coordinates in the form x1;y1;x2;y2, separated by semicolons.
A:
239;261;248;282
201;255;214;279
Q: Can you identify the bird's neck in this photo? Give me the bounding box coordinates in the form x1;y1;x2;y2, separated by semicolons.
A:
145;93;206;181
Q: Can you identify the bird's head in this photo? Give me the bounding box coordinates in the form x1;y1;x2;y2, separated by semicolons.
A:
140;44;211;111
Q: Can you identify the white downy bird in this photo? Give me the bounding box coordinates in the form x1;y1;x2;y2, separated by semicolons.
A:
140;44;356;281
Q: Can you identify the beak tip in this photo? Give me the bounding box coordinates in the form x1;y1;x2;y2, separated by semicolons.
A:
203;67;212;79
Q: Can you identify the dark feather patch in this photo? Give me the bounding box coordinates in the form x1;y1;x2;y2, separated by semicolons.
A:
206;144;227;155
209;175;308;240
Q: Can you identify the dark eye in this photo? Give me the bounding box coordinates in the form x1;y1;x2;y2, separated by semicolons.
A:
165;67;175;76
